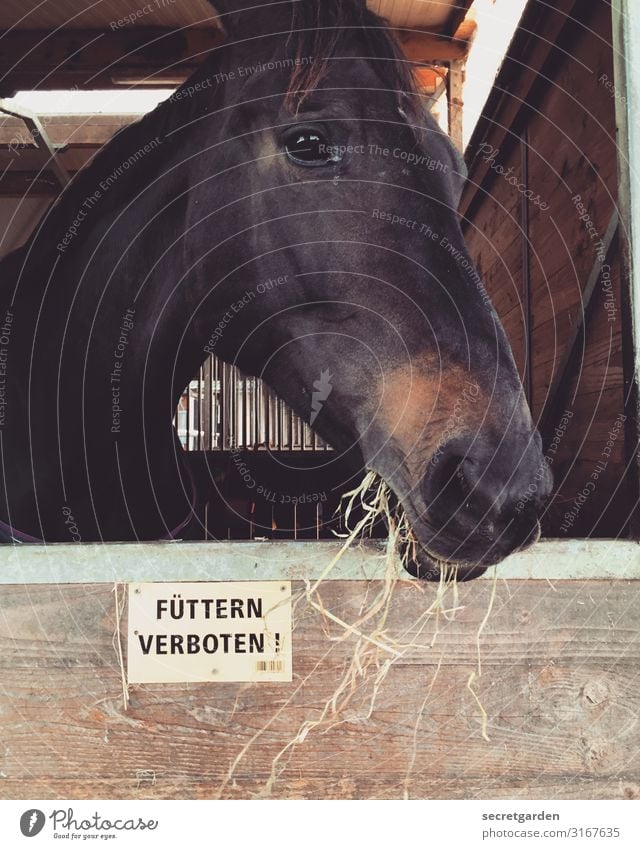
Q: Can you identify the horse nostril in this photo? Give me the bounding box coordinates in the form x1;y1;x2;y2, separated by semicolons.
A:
422;449;483;533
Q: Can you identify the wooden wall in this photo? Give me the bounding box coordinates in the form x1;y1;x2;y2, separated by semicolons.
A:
461;0;630;537
1;576;639;800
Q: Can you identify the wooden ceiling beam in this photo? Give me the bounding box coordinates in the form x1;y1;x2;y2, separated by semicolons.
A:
413;66;447;95
0;27;223;95
0;19;477;95
394;19;476;63
0;114;138;146
442;0;476;39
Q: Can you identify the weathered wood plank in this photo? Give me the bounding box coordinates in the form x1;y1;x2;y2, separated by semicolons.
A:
0;114;137;147
2;776;639;801
0;579;638;799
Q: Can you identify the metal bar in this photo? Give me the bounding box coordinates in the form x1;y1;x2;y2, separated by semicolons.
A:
253;375;259;448
197;370;203;451
185;382;192;451
208;357;214;450
220;361;227;450
612;0;640;536
242;375;247;449
204;359;209;450
214;357;220;449
539;212;619;446
3;539;640;584
272;393;277;450
264;383;269;448
231;367;237;449
199;367;204;450
281;399;286;449
18;117;71;190
193;378;198;450
216;360;221;448
253;380;263;448
0;98;70;189
178;356;335;452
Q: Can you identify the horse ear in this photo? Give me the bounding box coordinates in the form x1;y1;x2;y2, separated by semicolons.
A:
209;1;294;39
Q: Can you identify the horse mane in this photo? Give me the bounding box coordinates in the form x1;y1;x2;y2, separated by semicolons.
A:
5;1;421;275
286;1;421;118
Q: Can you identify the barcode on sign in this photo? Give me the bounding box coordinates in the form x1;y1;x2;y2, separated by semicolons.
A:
256;660;284;673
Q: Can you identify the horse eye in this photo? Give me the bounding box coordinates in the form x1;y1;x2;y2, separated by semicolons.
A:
285;131;333;166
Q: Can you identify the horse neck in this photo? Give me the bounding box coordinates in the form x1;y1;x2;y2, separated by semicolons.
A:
2;139;208;489
0;66;241;538
0;205;204;538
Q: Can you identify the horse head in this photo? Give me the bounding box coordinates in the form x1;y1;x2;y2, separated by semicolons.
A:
174;0;552;579
0;0;551;561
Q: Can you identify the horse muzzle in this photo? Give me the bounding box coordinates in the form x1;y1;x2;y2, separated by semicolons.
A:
401;431;552;581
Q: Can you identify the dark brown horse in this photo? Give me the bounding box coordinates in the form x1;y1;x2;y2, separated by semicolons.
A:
0;0;551;579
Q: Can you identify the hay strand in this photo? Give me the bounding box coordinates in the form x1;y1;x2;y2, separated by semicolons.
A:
216;469;496;797
112;582;129;712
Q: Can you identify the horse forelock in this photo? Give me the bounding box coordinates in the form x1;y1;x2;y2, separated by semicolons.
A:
284;1;421;121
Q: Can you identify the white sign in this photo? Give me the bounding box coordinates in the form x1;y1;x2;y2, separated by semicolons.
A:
127;581;292;683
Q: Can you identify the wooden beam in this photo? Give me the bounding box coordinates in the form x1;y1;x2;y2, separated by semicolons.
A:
0;22;474;93
1;574;639;800
413;66;447;96
0;27;223;95
446;58;464;151
443;0;476;39
0;114;137;147
394;19;476;63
